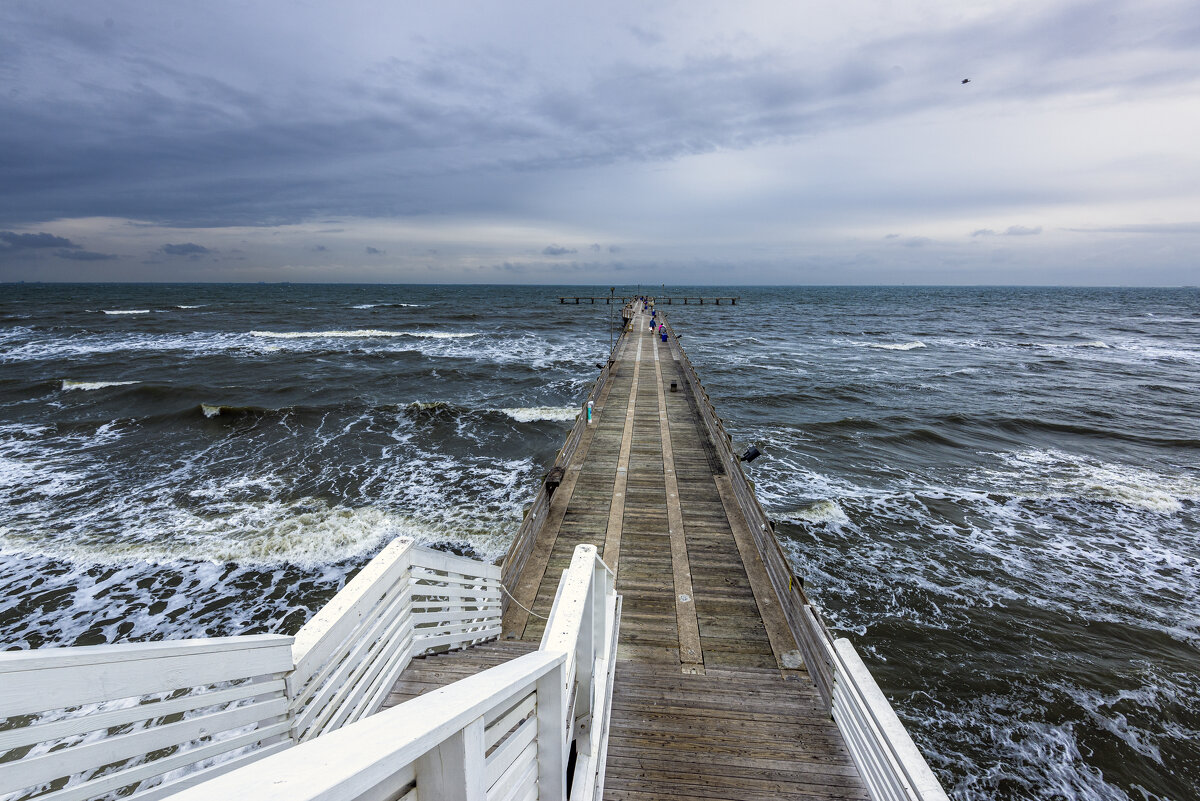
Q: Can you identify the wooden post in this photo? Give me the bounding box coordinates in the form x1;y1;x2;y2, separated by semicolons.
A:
536;662;567;801
413;718;486;801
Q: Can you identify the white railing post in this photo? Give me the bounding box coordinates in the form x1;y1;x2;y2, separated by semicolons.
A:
413;717;487;801
536;660;568;801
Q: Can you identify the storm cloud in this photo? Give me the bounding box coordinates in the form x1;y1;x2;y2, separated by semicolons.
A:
0;1;1197;283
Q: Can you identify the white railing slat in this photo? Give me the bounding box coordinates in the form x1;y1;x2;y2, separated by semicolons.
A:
484;694;536;751
0;678;286;753
484;716;536;788
37;719;291;801
0;696;287;793
0;636;293;718
411;607;500;626
292;539;414;679
488;740;537;801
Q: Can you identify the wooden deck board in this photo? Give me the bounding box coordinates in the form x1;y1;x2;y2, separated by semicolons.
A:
382;307;865;800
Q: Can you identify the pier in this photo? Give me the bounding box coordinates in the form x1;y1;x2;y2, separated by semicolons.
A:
1;305;947;801
559;296;738;305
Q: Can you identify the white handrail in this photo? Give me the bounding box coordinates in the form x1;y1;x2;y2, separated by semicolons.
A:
0;538;505;801
164;546;621;801
168;651;569;801
288;537;501;742
539;545;620;801
0;635;294;801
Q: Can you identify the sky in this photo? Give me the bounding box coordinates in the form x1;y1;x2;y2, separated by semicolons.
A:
1;0;1198;285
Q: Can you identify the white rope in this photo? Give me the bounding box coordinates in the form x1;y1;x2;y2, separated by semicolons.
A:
499;581;550;620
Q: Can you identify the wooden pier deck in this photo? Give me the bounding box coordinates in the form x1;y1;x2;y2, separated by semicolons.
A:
384;307;867;800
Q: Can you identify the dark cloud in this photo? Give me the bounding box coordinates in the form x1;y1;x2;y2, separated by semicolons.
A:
590;243;602;252
311;244;328;252
0;231;79;250
56;249;117;261
901;236;932;248
543;244;577;256
365;246;385;255
1005;225;1042;236
972;229;996;237
161;242;210;255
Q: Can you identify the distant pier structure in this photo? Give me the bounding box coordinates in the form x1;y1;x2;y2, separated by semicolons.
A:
559;295;738;305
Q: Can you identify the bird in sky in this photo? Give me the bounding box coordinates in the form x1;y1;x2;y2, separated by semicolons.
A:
962;78;971;84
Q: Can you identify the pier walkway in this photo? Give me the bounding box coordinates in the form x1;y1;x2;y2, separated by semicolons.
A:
386;308;866;800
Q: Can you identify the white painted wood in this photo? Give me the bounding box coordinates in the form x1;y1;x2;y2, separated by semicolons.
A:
833;638;951;801
36;719;291;801
0;678;286;753
533;664;566;801
167;651;566;801
129;740;293;801
414;717;487;801
414;625;502;651
489;744;536;801
0;635;293;718
483;694;535;751
412;607;500;626
483;717;536;788
0;697;287;792
291;539;414;679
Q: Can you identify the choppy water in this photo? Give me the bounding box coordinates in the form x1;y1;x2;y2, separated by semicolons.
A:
1;284;1197;800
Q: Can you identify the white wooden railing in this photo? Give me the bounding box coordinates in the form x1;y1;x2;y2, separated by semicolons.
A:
288;538;500;743
0;636;294;801
167;544;621;801
171;651;569;801
0;538;503;801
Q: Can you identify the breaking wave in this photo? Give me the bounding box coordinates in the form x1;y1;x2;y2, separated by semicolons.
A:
498;406;579;423
61;380;140;391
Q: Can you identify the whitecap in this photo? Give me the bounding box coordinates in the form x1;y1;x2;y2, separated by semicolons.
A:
61;380;139;391
865;341;926;351
200;404;222;418
1073;341;1110;348
985;449;1199;513
784;499;851;526
101;309;150;315
498;406;579;423
176;304;206;309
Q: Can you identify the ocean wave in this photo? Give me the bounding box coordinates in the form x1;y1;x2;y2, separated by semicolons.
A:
176;304;206;309
861;341;927;351
497;406;579;423
352;303;426;309
782;499;850;527
0;501;422;569
101;309;150;315
250;329;474;339
61;380;140;391
983;448;1200;513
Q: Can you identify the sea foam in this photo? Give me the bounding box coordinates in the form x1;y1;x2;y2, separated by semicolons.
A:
61;380;139;391
498;406;579;423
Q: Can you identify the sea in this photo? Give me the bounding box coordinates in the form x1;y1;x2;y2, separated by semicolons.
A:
0;283;1196;800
